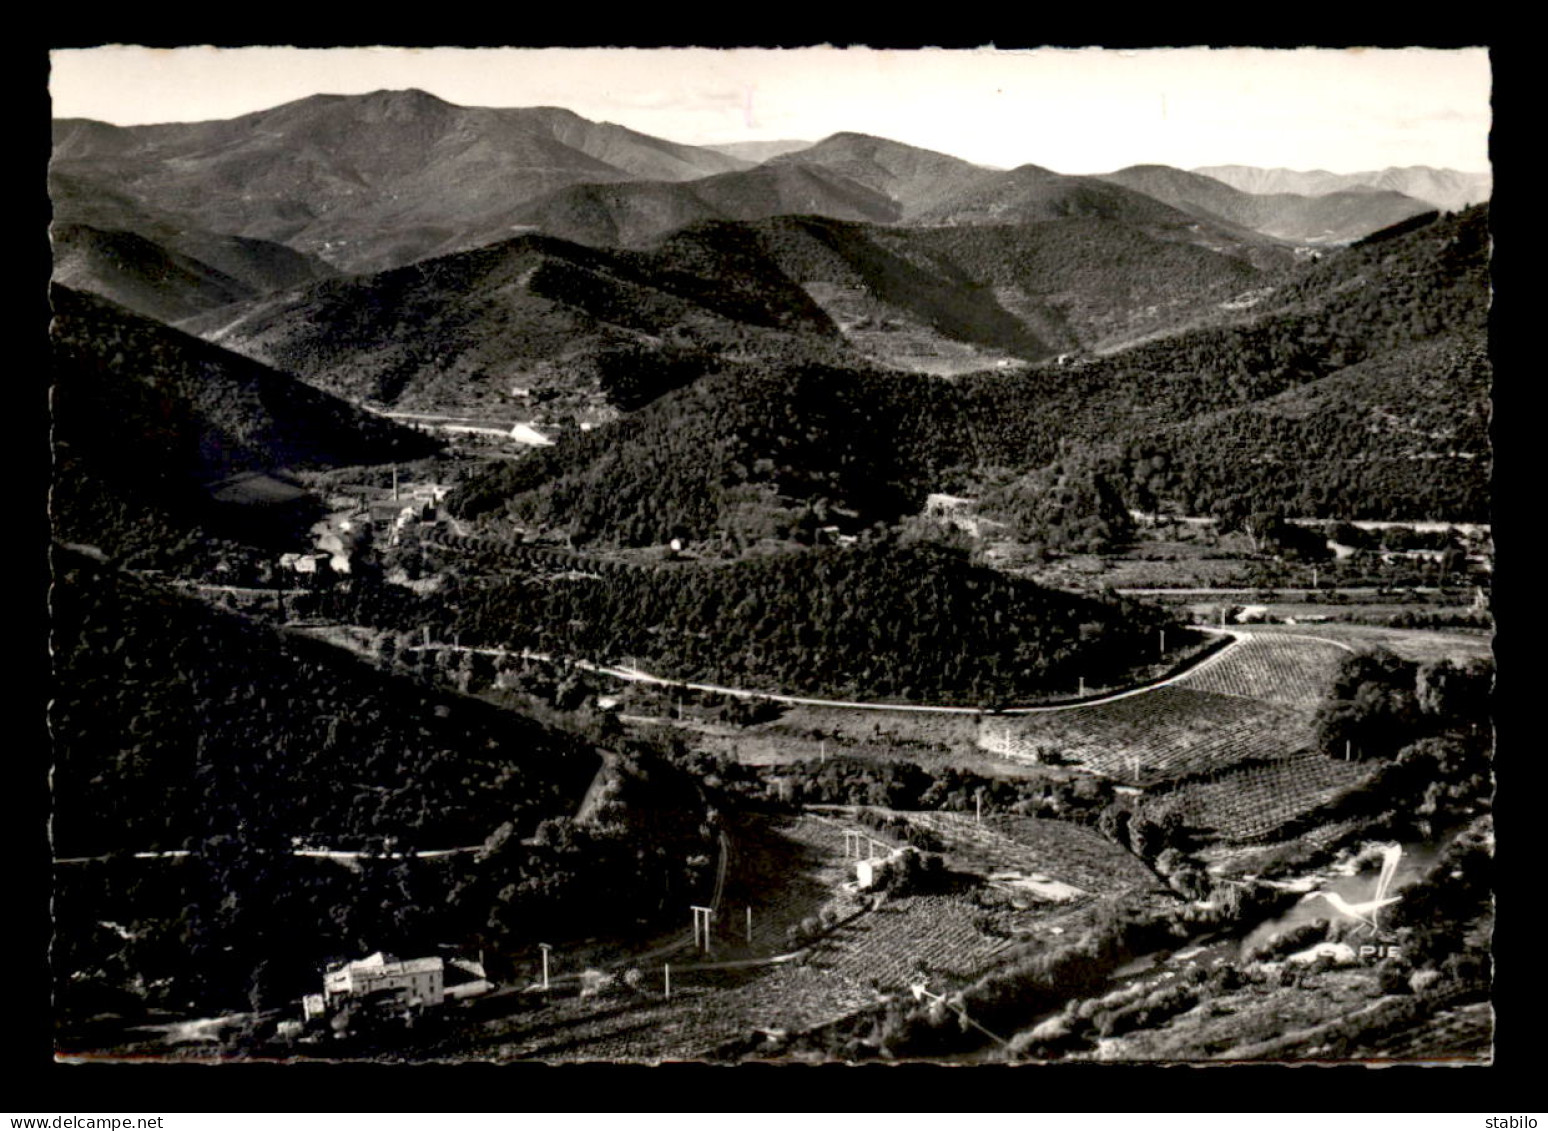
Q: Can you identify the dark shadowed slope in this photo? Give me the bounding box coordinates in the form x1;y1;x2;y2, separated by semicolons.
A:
50;285;440;563
51;223;258;324
180;229;843;411
52;284;437;478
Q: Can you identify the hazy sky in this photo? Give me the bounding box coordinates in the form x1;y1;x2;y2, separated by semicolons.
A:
49;45;1492;174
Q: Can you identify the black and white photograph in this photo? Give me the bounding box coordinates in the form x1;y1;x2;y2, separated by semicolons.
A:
44;43;1495;1067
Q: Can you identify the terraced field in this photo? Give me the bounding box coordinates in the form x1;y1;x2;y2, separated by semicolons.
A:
1144;750;1373;842
810;892;1025;986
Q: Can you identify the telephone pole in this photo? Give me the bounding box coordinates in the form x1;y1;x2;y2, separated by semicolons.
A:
539;943;552;991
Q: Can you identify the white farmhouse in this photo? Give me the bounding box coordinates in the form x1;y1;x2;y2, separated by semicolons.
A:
321;952;444;1009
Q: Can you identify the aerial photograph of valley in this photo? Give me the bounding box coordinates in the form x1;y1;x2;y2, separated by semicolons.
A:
45;44;1495;1066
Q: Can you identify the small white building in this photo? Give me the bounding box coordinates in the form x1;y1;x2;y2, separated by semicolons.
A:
321;952;444;1009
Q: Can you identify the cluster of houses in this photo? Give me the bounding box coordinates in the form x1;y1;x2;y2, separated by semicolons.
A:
277;477;448;578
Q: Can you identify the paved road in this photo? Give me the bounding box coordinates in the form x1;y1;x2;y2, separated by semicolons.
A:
411;628;1244;717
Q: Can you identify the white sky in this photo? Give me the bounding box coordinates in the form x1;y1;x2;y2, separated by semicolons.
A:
48;45;1492;175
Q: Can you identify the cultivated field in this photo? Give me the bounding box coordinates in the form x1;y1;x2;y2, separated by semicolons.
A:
989;686;1316;787
1242;623;1493;665
901;811;1159;896
986;628;1350;787
1143;750;1373;843
1180;632;1349;706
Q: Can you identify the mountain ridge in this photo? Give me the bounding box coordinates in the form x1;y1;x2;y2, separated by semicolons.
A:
1192;164;1491;212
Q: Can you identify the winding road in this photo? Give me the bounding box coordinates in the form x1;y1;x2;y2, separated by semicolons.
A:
410;626;1245;717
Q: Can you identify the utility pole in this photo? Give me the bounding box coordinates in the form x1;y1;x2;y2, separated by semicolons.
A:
746;906;753;944
664;963;671;1000
691;905;714;953
539;943;552;991
1078;675;1085;698
1159;628;1166;657
820;740;827;765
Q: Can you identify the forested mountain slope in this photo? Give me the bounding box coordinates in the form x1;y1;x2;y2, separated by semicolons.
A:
449;205;1490;544
424;540;1195;706
1093;332;1491;521
182;229;845;411
50;285;438;566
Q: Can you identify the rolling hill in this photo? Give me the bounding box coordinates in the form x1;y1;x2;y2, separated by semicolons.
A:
914;163;1208;228
50;167;340;321
51;223;259;324
429;539;1195;706
503;162;903;248
448;205;1491;548
1097;165;1435;244
707;138;816;162
766;132;1001;217
180;228;845;413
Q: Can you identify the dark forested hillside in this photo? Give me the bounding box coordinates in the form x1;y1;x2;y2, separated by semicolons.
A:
50;549;603;859
50;285;440;567
182;230;845;411
422;541;1197;705
446;361;970;547
1095;333;1492;521
50;550;717;1029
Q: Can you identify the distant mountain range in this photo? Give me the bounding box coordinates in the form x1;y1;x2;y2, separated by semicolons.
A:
52;89;753;274
1191;165;1491;213
48;87;1493;542
707;139;816;162
52;88;1487;292
1097;165;1435;245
